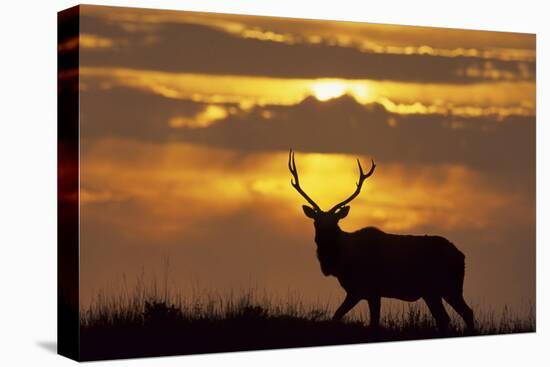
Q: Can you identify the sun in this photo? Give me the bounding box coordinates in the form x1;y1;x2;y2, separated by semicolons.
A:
310;80;347;101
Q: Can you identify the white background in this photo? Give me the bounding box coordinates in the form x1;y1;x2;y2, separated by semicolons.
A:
0;0;547;365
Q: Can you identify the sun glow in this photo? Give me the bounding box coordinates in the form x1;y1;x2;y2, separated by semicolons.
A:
81;141;515;236
310;80;348;101
310;80;374;103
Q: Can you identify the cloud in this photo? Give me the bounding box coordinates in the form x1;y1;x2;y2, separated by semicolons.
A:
80;34;115;49
83;5;535;62
79;11;534;84
80;85;212;143
80;67;535;118
79;85;535;188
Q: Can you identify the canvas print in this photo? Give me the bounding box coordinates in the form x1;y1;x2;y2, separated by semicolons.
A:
58;5;536;361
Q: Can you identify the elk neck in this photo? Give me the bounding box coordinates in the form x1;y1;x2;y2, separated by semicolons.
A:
314;224;343;245
314;224;344;276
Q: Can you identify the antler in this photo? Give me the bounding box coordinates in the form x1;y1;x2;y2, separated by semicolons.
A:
329;158;376;213
288;149;321;211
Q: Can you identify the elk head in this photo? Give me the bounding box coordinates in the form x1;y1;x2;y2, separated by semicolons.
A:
288;149;376;232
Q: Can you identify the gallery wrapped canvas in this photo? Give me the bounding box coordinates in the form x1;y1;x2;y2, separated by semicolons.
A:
58;4;536;361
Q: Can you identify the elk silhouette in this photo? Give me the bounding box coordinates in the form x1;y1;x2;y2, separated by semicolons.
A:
288;149;475;332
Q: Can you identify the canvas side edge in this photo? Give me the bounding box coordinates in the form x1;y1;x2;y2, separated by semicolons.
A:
57;5;81;362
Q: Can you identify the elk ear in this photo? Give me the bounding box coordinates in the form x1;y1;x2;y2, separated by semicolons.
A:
302;205;317;219
335;206;350;219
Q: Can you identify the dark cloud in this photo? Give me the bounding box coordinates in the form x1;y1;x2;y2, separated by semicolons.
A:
80;86;535;197
80;86;234;144
180;95;535;192
80;14;534;84
205;96;533;166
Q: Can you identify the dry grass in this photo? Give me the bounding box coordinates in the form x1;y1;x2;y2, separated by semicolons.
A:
79;279;534;361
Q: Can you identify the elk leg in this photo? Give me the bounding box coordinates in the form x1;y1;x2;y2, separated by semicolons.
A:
444;294;475;332
332;294;360;321
367;296;381;328
423;296;450;332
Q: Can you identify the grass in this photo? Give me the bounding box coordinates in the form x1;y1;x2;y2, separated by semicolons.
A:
79;281;535;361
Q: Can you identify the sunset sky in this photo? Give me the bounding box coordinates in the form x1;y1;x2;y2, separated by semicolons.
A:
68;5;535;314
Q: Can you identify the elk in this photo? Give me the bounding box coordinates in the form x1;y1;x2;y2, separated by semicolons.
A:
288;149;474;332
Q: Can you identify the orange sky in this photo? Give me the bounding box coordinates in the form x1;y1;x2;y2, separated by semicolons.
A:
72;5;535;316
